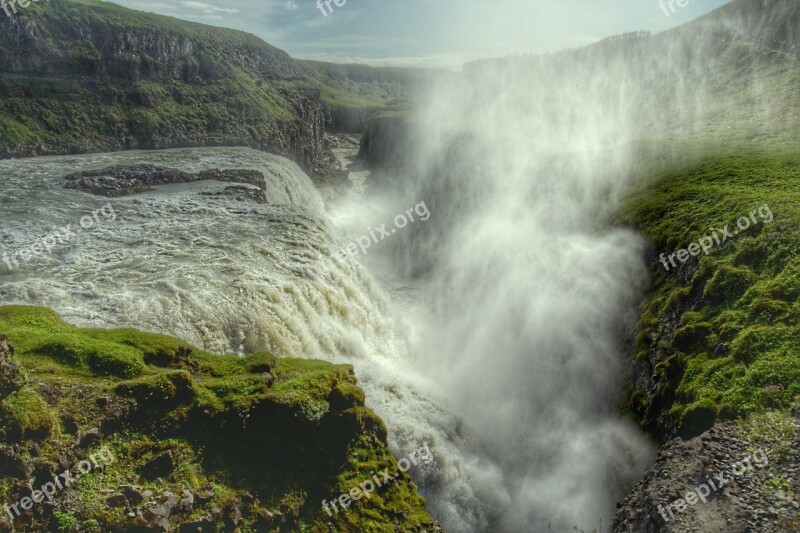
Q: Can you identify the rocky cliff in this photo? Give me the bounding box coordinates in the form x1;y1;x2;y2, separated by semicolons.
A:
0;0;417;180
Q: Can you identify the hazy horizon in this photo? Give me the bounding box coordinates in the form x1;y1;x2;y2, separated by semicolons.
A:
114;0;732;68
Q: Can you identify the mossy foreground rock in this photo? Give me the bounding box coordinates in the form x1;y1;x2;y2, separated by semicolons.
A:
0;306;437;532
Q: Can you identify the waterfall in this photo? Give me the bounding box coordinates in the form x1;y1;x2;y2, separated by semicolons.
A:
1;76;656;530
348;55;658;531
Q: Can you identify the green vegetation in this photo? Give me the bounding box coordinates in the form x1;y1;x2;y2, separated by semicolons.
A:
617;148;800;438
0;306;435;532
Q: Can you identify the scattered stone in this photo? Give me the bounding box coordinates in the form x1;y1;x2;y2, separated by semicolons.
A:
174;489;194;515
611;413;800;532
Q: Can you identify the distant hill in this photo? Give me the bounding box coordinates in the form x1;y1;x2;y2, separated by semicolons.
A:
461;0;800;147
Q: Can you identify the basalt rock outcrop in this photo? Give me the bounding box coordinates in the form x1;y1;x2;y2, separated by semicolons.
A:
65;164;268;202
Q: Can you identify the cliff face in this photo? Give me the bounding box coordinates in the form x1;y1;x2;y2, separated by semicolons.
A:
358;115;414;171
0;0;413;179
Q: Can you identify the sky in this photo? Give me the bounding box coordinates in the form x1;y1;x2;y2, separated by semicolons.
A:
114;0;733;68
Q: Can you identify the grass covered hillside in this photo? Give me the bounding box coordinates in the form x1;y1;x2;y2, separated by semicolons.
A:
0;306;436;532
0;0;421;173
617;146;800;440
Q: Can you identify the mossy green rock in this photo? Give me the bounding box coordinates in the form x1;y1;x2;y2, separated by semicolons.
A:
0;306;437;532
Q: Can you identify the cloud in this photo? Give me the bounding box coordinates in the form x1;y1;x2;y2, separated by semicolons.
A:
179;1;239;15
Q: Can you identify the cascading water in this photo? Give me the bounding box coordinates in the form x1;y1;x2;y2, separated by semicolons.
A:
344;53;667;531
0;148;395;360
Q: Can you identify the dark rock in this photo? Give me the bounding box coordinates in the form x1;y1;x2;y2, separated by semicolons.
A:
120;485;146;505
78;428;101;448
141;450;175;479
59;413;79;435
107;493;130;508
222;503;242;528
64;165;194;197
0;445;29;479
254;508;275;529
199;185;267;204
65;165;268;203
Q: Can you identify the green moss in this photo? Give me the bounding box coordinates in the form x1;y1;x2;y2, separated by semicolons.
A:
329;380;366;411
87;349;145;378
54;511;78;532
619;150;800;437
729;324;790;364
673;322;713;354
0;115;39;143
1;387;58;440
325;414;432;533
703;265;756;305
116;370;197;408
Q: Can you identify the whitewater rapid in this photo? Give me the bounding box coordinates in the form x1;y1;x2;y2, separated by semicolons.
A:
0;148;392;357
